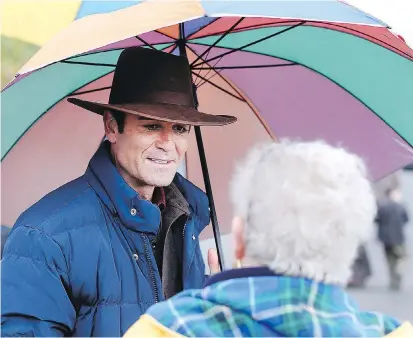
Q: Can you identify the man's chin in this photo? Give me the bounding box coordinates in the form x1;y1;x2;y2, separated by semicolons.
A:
147;175;175;188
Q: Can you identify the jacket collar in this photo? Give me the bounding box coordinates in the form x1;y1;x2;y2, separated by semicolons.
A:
172;174;210;234
205;266;277;287
85;141;210;235
85;141;161;234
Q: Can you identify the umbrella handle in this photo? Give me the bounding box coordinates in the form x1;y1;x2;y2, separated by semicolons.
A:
194;126;226;271
177;24;225;271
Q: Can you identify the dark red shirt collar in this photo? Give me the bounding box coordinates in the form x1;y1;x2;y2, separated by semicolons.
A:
152;187;166;211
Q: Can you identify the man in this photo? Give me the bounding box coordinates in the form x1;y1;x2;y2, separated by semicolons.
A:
1;47;235;337
376;188;409;290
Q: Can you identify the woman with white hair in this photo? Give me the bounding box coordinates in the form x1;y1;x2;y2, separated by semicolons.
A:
125;140;412;337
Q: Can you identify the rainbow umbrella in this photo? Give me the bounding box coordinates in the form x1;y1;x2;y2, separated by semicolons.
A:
2;1;413;267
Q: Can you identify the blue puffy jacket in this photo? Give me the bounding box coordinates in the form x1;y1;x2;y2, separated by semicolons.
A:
1;142;209;337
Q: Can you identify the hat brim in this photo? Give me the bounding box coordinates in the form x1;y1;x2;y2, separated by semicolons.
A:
67;97;237;126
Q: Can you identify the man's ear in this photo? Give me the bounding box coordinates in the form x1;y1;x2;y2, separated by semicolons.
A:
103;110;118;144
232;216;246;261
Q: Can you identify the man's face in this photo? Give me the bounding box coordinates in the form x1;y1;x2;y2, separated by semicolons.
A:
106;112;190;189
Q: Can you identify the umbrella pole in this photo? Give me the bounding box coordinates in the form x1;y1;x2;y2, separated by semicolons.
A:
178;25;226;271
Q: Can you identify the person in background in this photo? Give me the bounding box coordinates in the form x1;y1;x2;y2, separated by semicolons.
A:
124;140;412;337
376;187;409;291
348;244;372;288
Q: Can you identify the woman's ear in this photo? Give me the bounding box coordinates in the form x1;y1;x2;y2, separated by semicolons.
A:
232;216;246;261
103;110;118;144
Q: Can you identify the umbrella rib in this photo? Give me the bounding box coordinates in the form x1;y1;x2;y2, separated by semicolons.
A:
186;43;223;88
135;36;158;50
190;17;245;66
186;17;221;39
196;52;225;87
194;48;215;86
191;19;303;40
191;18;244;84
191;71;244;102
201;64;222;86
193;21;306;67
70;86;112;96
197;70;222;89
193;63;298;70
61;60;116;67
155;29;177;39
322;22;413;60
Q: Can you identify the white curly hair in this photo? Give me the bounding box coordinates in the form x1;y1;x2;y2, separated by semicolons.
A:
230;140;376;285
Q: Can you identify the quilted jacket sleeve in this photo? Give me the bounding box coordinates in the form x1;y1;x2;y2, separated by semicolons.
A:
1;225;76;337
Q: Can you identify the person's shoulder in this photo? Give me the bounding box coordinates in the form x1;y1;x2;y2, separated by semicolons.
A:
142;288;226;337
356;310;401;336
15;175;100;236
146;288;207;322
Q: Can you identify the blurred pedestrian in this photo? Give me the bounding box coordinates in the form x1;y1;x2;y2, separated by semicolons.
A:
376;188;409;290
348;244;372;288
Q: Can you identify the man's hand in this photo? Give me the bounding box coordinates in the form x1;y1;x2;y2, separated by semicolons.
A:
208;248;220;275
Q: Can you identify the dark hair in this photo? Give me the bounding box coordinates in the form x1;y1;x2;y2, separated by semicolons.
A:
110;110;126;133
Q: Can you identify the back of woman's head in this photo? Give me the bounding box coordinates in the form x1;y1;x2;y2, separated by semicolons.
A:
230;140;376;285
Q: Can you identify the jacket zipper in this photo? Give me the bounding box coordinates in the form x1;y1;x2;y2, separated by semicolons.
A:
141;233;159;303
182;222;186;240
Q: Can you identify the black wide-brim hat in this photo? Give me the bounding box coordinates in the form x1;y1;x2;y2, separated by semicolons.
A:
68;47;237;126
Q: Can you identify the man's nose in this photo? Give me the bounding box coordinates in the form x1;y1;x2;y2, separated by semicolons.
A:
155;130;175;151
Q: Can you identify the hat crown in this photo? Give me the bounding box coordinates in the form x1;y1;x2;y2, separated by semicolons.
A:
109;47;194;107
67;46;237;126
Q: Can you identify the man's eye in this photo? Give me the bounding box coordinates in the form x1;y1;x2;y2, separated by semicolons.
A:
173;125;190;134
144;124;161;131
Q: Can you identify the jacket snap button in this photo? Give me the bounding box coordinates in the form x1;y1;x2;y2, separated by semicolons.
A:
133;253;139;261
192;234;196;241
130;208;137;216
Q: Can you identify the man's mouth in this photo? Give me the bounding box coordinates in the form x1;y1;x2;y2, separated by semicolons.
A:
147;158;173;165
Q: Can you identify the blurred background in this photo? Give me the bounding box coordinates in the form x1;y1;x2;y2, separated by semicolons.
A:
1;0;412;325
351;169;413;323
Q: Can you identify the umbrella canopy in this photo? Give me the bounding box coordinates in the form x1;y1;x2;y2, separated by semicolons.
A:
2;1;413;246
0;1;144;47
0;0;391;49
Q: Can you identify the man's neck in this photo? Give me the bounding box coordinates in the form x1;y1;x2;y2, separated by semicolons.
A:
120;171;155;201
134;184;155;201
110;149;155;201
